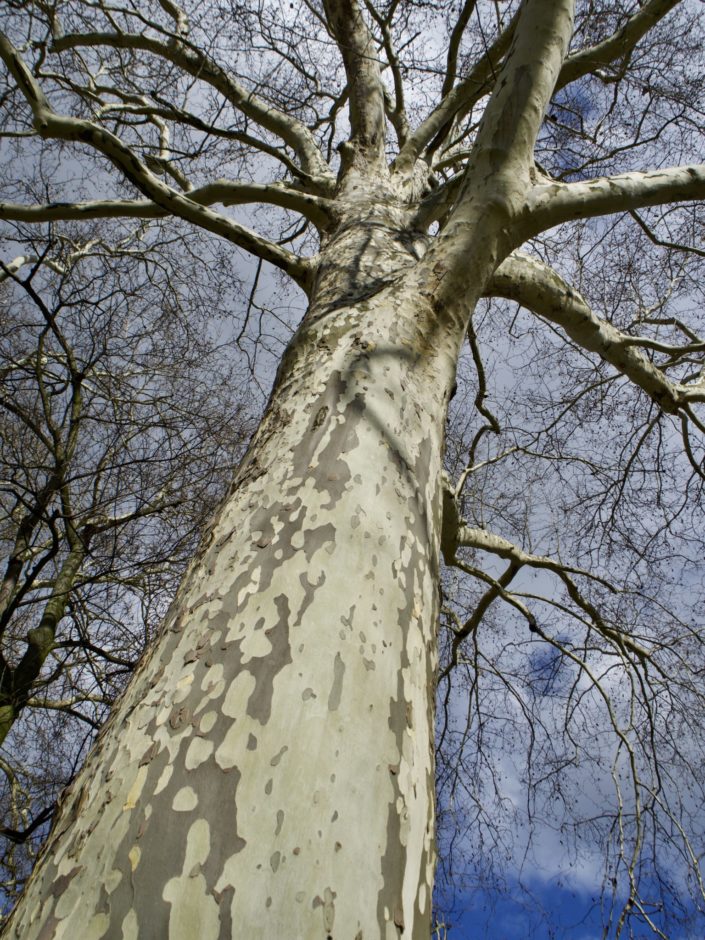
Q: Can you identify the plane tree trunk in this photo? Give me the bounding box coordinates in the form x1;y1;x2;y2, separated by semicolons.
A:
0;0;569;926
4;192;470;940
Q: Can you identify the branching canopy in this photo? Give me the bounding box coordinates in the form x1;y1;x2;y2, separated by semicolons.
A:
1;0;705;935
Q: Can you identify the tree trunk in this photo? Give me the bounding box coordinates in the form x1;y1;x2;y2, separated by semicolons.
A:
0;540;87;746
4;219;464;937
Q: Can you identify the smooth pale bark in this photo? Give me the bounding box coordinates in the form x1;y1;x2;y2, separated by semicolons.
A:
3;193;466;938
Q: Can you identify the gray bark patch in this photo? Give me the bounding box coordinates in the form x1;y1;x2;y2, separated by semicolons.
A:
376;798;407;936
270;746;288;767
215;884;235;940
246;594;293;725
327;652;345;711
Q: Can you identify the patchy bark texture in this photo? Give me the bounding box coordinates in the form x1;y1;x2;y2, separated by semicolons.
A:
4;196;461;938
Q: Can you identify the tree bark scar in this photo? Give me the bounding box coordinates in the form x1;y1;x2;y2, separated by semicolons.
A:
313;405;329;429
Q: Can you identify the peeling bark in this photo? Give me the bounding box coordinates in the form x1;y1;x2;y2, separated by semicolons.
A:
0;5;574;926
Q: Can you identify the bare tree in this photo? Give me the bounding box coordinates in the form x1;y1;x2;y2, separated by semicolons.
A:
0;0;704;936
0;223;251;909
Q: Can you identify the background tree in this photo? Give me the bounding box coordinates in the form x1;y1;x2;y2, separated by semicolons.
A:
0;0;704;937
0;223;251;910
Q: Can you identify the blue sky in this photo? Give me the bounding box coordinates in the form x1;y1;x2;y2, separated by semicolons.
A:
437;868;705;939
449;884;606;940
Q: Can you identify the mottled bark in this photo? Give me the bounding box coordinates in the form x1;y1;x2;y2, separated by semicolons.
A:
3;197;464;938
0;4;576;926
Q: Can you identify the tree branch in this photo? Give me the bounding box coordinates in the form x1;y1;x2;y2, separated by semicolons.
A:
0;805;54;845
393;9;518;175
0;180;335;230
556;0;680;92
0;32;316;291
441;488;651;663
51;30;331;181
362;0;409;147
322;0;387;170
94;97;326;190
441;0;479;99
419;0;575;317
486;252;705;413
439;559;521;681
456;0;574;190
528;164;705;233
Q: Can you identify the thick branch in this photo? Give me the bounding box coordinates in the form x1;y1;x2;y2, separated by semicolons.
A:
457;0;574;189
419;0;575;319
486;252;704;413
393;11;518;175
529;164;705;233
322;0;387;169
363;0;409;147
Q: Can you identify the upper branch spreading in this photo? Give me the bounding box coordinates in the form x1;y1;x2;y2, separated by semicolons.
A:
51;29;332;183
322;0;387;171
0;31;316;290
